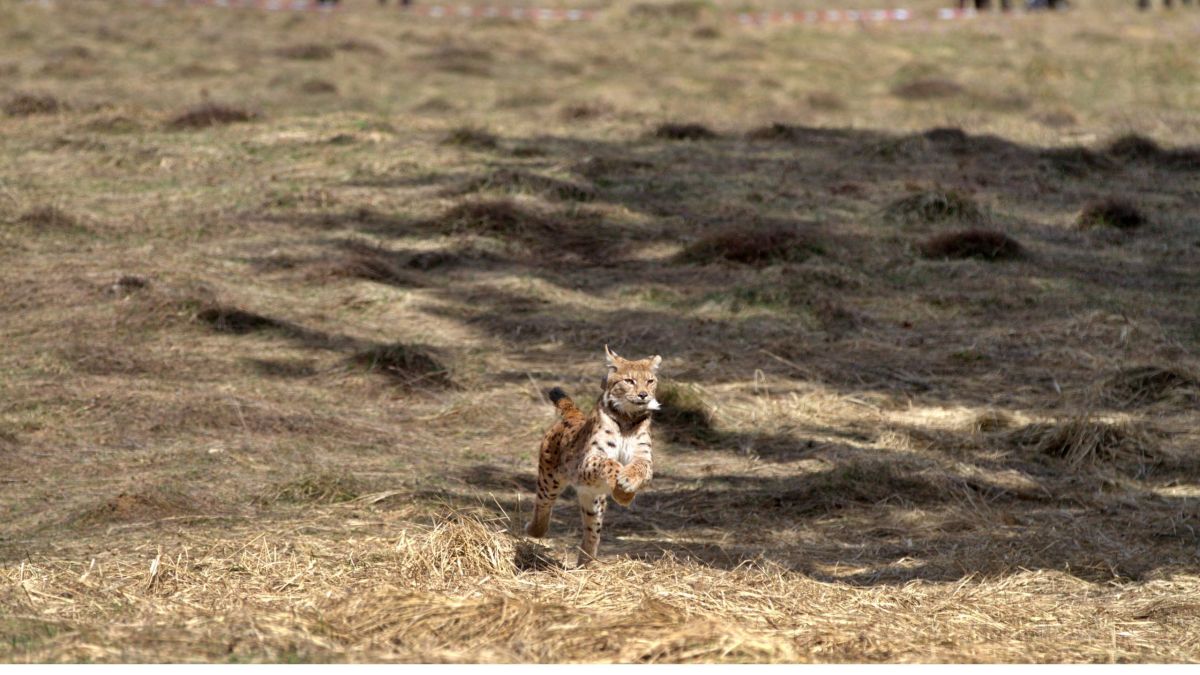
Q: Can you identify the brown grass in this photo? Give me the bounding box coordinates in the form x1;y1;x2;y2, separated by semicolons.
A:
1076;199;1146;230
168;103;256;129
918;229;1023;261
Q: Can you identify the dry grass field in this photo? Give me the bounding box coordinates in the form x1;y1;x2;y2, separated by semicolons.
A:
2;0;1200;663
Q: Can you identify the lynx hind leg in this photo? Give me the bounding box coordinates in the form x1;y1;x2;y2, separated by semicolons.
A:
526;464;565;538
576;488;607;566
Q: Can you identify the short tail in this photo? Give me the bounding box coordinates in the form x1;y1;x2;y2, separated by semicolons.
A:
547;387;581;418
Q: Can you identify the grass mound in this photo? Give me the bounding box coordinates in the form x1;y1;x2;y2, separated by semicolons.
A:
891;78;963;100
654;382;716;443
306;241;415;286
678;223;821;266
1100;365;1199;408
769;460;950;514
350;343;453;388
1105;134;1162;162
433;199;553;237
1040;146;1115;175
653;122;718;141
3;93;65;117
195;305;287;334
745;123;802;141
168;103;256;129
13;205;84;232
76;491;192;525
1076;199;1145;230
1006;414;1160;471
275;43;335;60
441;126;498;150
300;79;338;95
883;189;986;226
918;229;1023;261
923;127;969;147
264;471;361;504
451;169;596;202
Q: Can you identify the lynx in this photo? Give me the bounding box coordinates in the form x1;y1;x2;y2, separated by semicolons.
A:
526;346;661;565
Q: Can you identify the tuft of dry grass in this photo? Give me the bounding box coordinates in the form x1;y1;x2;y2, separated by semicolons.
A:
653;122;718;141
432;199;553;238
3;92;64;116
918;229;1023;261
168;103;256;129
1100;365;1199;408
349;343;453;388
299;79;338;95
1076;199;1146;230
678;222;821;267
304;241;415;286
1006;413;1161;471
883;189;986;226
194;304;285;334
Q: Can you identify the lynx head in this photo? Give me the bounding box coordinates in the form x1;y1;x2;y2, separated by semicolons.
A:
602;345;662;415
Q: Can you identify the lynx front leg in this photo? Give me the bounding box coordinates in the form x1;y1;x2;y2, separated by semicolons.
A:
576;489;607;566
613;458;652;506
526;468;565;538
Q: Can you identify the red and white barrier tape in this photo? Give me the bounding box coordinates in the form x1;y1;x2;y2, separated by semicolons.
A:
22;0;1014;24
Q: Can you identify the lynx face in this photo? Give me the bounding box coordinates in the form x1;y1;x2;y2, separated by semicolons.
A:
603;346;661;414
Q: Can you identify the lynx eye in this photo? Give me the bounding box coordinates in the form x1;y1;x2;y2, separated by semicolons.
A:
624;378;636;385
647;379;655;384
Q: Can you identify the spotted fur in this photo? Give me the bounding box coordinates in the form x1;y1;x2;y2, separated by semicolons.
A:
526;346;661;565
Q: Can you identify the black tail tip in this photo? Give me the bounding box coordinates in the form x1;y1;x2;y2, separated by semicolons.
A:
547;387;568;404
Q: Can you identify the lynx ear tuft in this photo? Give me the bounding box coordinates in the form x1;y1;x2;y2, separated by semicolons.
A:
650;355;662;372
604;344;622;371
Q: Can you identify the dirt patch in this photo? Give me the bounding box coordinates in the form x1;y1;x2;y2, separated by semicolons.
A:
891;78;963;100
1100;365;1198;408
350;343;453;388
167;103;257;129
3;92;65;116
1076;199;1146;230
678;222;822;266
653;123;718;141
883;189;986;226
918;229;1023;261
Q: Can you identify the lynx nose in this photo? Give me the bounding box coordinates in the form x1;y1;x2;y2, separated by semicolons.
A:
638;392;648;399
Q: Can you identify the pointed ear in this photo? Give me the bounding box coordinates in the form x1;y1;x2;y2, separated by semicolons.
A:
604;344;621;371
650;355;662;372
